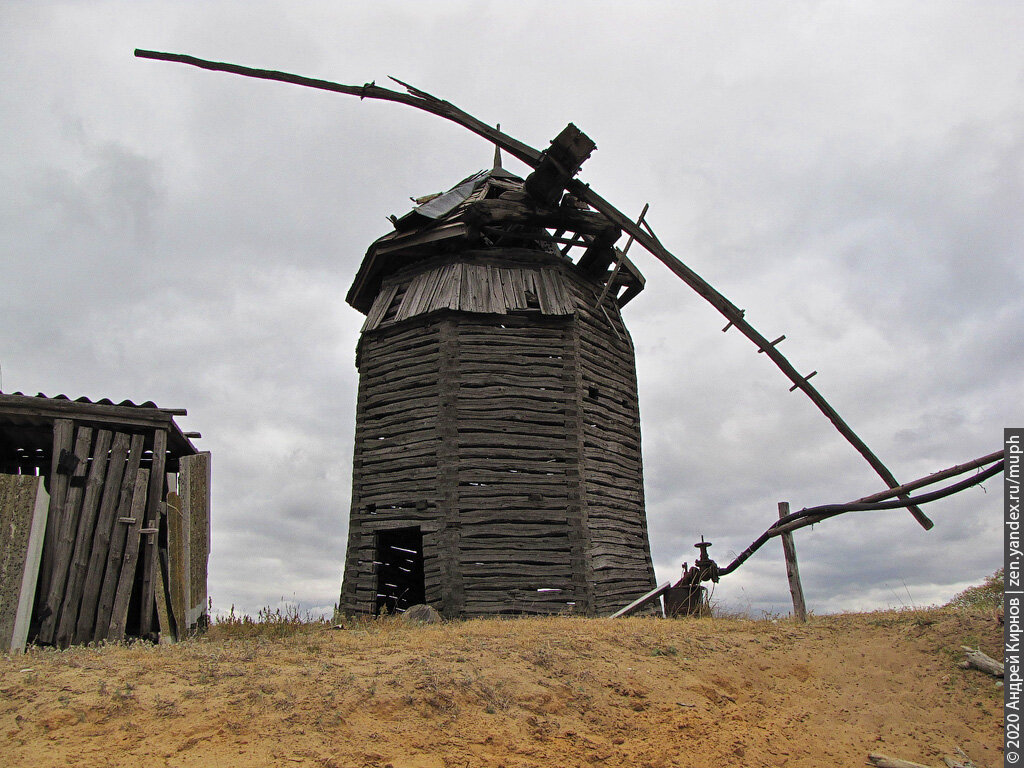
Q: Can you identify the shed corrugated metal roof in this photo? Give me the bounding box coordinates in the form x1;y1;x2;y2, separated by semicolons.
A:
0;392;198;457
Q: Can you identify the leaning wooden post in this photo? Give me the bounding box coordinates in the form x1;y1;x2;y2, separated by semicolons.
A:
778;501;807;622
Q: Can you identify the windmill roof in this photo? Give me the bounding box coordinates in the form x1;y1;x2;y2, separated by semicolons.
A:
346;165;644;315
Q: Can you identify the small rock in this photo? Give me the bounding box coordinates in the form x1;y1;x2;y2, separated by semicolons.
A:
402;604;443;624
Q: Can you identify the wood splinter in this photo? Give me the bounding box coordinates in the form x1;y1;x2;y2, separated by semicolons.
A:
789;371;818;391
758;335;786;353
721;310;745;332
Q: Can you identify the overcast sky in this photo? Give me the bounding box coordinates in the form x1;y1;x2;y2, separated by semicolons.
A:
3;2;1020;619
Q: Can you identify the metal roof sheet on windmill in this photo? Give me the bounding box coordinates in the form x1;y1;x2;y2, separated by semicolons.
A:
348;167;523;311
393;169;491;230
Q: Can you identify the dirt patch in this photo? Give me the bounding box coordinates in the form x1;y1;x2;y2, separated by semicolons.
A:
0;607;1003;767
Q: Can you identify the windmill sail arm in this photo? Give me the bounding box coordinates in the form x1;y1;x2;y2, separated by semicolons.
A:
134;48;930;529
133;49;545;167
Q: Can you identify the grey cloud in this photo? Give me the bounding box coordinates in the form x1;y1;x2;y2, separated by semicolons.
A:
2;2;1018;619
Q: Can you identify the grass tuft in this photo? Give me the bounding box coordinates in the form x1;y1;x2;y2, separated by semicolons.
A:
208;603;331;641
946;569;1003;611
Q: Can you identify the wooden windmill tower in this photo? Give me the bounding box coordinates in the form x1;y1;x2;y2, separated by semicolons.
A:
339;128;657;617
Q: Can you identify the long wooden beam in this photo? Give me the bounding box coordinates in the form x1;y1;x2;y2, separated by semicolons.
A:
134;50;545;167
133;49;930;528
565;181;931;529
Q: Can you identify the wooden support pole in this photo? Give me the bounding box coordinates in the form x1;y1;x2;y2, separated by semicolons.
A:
778;502;807;622
166;490;186;634
436;319;463;618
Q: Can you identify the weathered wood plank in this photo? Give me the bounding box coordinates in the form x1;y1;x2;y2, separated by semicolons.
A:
359;400;440;423
356;457;439;476
38;425;93;644
460;578;575;593
107;468;149;642
93;433;145;642
73;431;131;645
459;359;565;378
182;451;211;628
462;564;573;578
359;436;439;456
455;499;569;514
154;541;174;644
359;356;444;381
358;455;439;474
357;406;440;430
360;373;440;397
455;399;566;416
592;554;658;571
138;429;167;637
361;282;400;332
38;418;74;602
456;433;568;450
455;386;566;405
360;335;440;362
459;524;570;538
166;490;186;637
457;422;568;440
460;541;572;555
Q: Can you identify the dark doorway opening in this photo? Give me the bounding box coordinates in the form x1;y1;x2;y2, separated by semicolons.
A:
374;527;425;615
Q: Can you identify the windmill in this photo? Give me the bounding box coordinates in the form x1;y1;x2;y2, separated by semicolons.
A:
134;50;1005;617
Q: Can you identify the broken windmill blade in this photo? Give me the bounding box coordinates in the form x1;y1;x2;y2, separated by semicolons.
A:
715;449;1005;579
636;447;1005;619
133;48;929;529
767;448;1007;539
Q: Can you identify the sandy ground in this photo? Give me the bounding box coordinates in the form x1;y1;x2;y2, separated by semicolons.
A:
0;607;1004;767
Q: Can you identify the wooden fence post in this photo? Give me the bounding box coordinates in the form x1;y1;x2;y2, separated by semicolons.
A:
778;501;807;622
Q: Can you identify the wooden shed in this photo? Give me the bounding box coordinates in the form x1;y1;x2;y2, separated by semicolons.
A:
340;147;657;618
0;392;210;648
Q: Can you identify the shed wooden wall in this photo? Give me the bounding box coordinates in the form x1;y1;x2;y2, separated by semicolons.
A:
0;398;210;647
